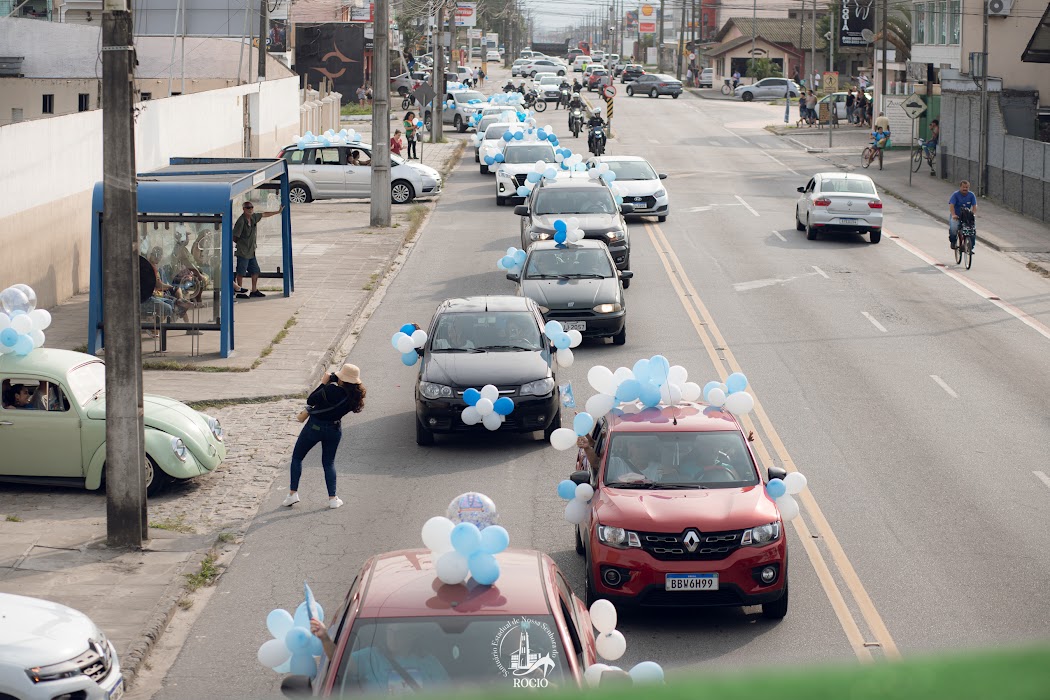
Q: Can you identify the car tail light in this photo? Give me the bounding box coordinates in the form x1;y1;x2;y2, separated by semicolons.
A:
813;198;831;206
868;200;883;209
659;82;667;87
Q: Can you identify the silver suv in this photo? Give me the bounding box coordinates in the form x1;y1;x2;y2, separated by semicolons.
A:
278;144;441;204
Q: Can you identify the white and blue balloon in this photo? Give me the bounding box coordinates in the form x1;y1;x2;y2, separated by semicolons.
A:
496;247;526;276
583;600;665;686
292;128;362;151
461;384;515;431
765;471;807;521
257;583;326;677
422;493;509;586
391;323;427;366
556;468;593;525
0;285;51;356
543;319;581;369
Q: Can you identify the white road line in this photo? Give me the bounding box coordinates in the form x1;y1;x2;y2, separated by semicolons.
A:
772;230;787;242
812;265;829;278
735;195;760;217
723;126;749;143
862;312;887;333
762;150;801;176
929;375;958;398
1034;471;1050;490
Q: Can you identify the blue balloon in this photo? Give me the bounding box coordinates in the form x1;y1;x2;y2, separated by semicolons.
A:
537;129;547;140
561;162;570;170
391;332;407;349
513;249;527;264
463;388;481;406
548;134;558;143
468;551;500;585
494;153;505;163
616;196;624;205
544;167;557;179
289;651;317;678
416;120;424;127
527;172;541;183
308;634;324;657
553;332;571;349
553;231;567;244
502;132;514;142
702;381;723;401
603;171;617;182
480;525;510;554
401;351;419;366
575;163;588;172
616;378;642;402
557;479;577;500
484;155;495;165
516;186;531;197
400;323;416;335
293;600;324;627
553;220;567;234
285;626;312;653
296;140;307;150
493;396;515;415
574;412;595;436
544;321;562;337
513;131;524;140
649;355;670;385
632;359;651;385
0;328;16;347
274;658;292;673
726;372;748;394
501;255;516;268
639;381;662;408
451;522;482;556
766;479;787;499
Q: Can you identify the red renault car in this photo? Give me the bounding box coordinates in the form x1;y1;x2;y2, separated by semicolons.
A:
572;404;789;618
285;549;597;696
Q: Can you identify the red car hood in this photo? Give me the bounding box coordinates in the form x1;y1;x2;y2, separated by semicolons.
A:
594;484;779;531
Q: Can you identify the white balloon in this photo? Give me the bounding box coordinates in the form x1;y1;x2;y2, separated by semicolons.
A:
575;483;594;501
475;398;494;416
629;661;666;684
411;329;428;348
461;406;482;425
567;229;584;243
534;160;547;173
436;550;470;584
667;365;688;385
724;391;754;416
588;169;601;180
396;335;415;354
550;427;578;451
595;630;627;661
659;382;683;406
421;516;455;552
0;312;9;330
681;382;702;402
613;367;634;383
567;217;581;229
776;494;800;521
587;366;616;395
599;162;610;173
585;393;616;419
567;329;583;348
783;471;808;495
589;598;618;634
10;315;31;335
708;387;727;407
584;663;611;687
28;309;51;331
556;348;574;367
564;498;588;524
257;638;292;668
29;330;44;347
480;384;499;402
482;412;502;431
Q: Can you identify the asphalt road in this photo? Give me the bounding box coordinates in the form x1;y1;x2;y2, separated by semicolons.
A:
150;81;1050;698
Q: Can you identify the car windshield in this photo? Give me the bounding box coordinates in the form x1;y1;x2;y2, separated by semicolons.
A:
504;145;556;164
603;160;657;180
524;248;614;279
540;77;560;86
455;91;485;103
820;178;877;194
67;361;106;407
330;615;571;695
484;125;510;141
534;189;616;215
430;311;543;352
602;431;759;488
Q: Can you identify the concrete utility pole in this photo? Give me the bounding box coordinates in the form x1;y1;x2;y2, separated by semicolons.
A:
677;0;686;79
101;0;147;548
657;0;665;71
257;0;267;80
978;0;989;195
750;0;756;76
879;0;887;109
371;0;391;227
810;0;816;86
433;2;446;142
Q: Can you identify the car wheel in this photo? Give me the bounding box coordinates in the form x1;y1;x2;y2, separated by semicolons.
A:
391;180;414;204
398;87;409;97
453;114;464;132
480;164;488;174
672;93;679;99
530;71;537;78
144;454;171;497
658;215;667;222
415;417;435;446
761;581;789;620
742;91;754;102
612;324;626;345
585;568;603;608
558;71;565;76
496;196;507;206
626;86;633;96
575;523;586;555
650;88;658;98
795;207;805;231
289;183;311;204
475;151;480;163
870;230;882;244
806;219;818;240
543;407;562;443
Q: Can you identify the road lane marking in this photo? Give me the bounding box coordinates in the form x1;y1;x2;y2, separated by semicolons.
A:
812;265;829;279
643;222;899;661
723;126;749;143
734;271;822;291
929;375;958;398
772;230;787;242
761;150;801;176
1034;471;1050;490
735;195;760;217
862;312;888;333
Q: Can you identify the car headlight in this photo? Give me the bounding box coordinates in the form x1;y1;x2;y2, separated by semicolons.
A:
520;377;555;396
593;303;622;313
419;382;454;400
597;525;642;548
26;657;83;684
171;437;188;461
741;522;781;546
530;230;552;241
208;416;224;442
605;230;624;241
497;169;509;178
654;188;667;198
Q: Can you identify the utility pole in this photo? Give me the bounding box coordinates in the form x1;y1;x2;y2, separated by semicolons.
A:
371;0;391;227
750;0;756;77
102;0;147;549
810;0;816;87
798;0;805;82
257;0;267;80
658;0;665;71
978;0;989;195
879;0;887;111
433;2;445;142
677;0;686;79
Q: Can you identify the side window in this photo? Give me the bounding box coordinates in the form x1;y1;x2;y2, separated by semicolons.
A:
2;379;69;412
593;420;608;456
554;574;585;663
317;148;341;165
806;178;816;193
285;149;304;164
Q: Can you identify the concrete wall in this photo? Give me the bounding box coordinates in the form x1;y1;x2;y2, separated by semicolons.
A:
0;77;301;309
961;0;1050;100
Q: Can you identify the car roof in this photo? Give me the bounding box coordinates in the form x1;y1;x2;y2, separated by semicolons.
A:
437;296;536;313
356;549;555;618
816;172;875;183
0;348;102;376
504;141;554;150
534;178;608;191
527;239;608;251
592;155;647;163
605;402;745;433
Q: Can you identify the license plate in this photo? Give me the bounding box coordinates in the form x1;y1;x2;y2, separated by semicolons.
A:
665;573;719;591
108;679;125;700
838;218;859;224
560;321;586;331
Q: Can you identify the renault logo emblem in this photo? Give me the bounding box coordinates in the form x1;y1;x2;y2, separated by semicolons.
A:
682;530;701;552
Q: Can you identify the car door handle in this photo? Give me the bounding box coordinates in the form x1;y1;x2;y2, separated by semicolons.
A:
309;169;318;173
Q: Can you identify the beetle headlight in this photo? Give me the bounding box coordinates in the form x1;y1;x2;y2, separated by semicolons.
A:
171;437;188;461
419;382;454;400
741;522;781;546
520;378;555;396
208;416;224;442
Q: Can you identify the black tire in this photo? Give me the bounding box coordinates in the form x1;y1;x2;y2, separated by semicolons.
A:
806;220;818;240
954;236;963;264
575;523;586;555
145;454;171;497
912;148;923;172
672;93;679;99
585;567;603;608
398;86;409;97
496;196;507;206
558;70;565;76
530;71;538;78
626;86;634;96
658;215;667;222
454;115;465;132
289;183;312;204
795;208;805;231
534;99;547;112
415;417;435;446
742;92;754;102
650;88;658;98
861;147;873;168
761;581;788;620
543;408;562;443
869;230;882;244
965;237;973;270
480;164;488;174
612;324;626;345
391;180;414;204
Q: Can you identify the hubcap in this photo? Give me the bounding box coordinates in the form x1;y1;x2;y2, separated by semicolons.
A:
392;184;411;203
290;187;307;203
144;454;154;487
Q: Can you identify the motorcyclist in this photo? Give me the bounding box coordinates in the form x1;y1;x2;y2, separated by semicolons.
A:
504;80;515;92
556;78;571;110
587;110;606;154
567;92;585;130
518;81;527;95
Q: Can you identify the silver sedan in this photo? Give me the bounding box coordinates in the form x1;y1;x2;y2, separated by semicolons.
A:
795;173;884;243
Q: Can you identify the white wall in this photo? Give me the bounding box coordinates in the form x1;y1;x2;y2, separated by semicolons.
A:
0;77;300;308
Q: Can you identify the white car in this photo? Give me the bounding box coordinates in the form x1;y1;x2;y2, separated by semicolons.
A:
486;50;501;61
495;142;558;206
0;593;124;700
477;121;516;174
522;58;567;77
572;55;588;72
280;143;439;204
795;172;883;243
587;155;670;222
511;58;530;76
734;77;801;101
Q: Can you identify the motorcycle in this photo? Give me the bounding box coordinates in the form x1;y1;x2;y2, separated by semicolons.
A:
570;109;583;138
503;82;517;93
525;90;547;112
559;88;570;109
588;122;606;155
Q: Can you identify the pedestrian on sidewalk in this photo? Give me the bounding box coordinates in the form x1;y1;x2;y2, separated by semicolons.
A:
845;87;856;123
391;129;404;157
234;201;282;299
478;67;486;86
948;180;978;252
403;112;418;159
356;85;367;106
286;364;367;510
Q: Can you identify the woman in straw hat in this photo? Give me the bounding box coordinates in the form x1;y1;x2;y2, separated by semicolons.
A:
285;364;366;509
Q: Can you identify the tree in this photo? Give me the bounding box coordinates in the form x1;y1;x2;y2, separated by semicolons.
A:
746;57;783;80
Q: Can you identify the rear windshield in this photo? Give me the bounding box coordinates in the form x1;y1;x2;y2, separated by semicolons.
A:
602;431;759;488
820;178;877;194
454;91;485;103
484;125;510;141
533;188;616;215
504;145;556;164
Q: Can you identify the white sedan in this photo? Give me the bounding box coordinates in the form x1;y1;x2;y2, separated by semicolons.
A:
795;172;884;243
495;142;558;205
586;155;670;222
477;121;516;174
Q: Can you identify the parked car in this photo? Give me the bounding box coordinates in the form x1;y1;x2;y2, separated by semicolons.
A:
515;178;633;274
795;172;883;243
586;155;669;222
626;73;682;98
570;404;790;616
280;143;440;204
495;142;558;204
471;46;482;58
619;64;644;83
508;240;630;345
734;77;800;101
414;297;560;445
390;71;424;96
285;549;596;695
511;58;530;76
0;593;124;700
698;67;714;88
486;50;501;61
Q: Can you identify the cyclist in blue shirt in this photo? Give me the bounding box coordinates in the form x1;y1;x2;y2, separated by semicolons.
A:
948;180;978;251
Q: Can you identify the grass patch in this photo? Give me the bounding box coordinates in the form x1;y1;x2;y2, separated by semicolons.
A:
142;360;249;373
252;316;298;369
362;272;381;291
5;514;23;522
149;515;196;534
186;392;306;412
340;103;373;116
184;553;220;592
177;597;194;610
217;532;237;543
404;204;429;242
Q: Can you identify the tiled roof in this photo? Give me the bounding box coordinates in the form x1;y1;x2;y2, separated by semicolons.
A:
717;17;828;50
704;35;801;57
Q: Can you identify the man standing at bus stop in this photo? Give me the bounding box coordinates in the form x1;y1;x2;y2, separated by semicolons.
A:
234;201;283;299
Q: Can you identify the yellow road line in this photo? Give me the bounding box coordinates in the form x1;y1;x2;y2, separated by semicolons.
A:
642;222;899;661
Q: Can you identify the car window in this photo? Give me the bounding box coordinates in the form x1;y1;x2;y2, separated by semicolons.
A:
503;145;556;164
310;148;341;165
533;188;616;215
603;430;759;488
804;178;815;193
554;577;585;664
819;178;877;194
484;125;510;141
430;311;542;352
282;149;305;164
2;379;69;412
603;160;656;180
455;91;485;103
524;248;614;279
66;361;106;407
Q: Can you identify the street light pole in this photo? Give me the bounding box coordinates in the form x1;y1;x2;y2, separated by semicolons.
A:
433;2;446;142
658;0;665;71
978;0;989;195
370;0;391;227
257;0;267;80
879;0;887;111
750;0;756;77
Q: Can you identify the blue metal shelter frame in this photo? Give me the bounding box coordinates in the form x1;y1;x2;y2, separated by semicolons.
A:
88;158;293;358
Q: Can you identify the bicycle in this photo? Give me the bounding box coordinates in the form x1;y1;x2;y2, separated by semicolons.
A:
861;140;885;170
953;208;976;270
720;79;735;95
912;137;937;174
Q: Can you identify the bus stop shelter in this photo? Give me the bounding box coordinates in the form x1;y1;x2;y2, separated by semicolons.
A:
88;158;293;359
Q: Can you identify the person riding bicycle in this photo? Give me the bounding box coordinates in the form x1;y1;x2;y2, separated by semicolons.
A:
927;119;939;151
948;180;978;252
567;92;585;129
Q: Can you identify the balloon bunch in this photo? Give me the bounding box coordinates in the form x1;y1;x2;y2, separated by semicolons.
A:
0;285;51;356
555;149;588;172
579;358;704;423
556;474;592;524
257;583;325;677
496;247;526;275
481;145;505;167
514;158;558;198
588;161;617;184
461;385;515;431
583;600;665;686
552;218;584;244
421;493;508;586
765;471;808;521
700;372;755;416
549;405;596;453
487;92;525;105
391;322;427;366
293;128;362;150
543;320;582;369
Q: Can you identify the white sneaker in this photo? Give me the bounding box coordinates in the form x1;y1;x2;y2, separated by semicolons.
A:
329;497;344;509
282;493;300;507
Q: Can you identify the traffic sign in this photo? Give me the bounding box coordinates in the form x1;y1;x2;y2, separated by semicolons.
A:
602;84;617;98
901;93;927;119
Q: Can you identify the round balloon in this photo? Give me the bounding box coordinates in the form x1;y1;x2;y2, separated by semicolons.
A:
707;387;727;407
447;492;499;528
556;348;574;367
589;599;618;633
766;479;787;500
783;471;808;495
587;366;617;395
266;608;295;640
776;494;800;521
557;479;577;500
461;406;481;425
550;427;578;451
482;412;502;431
575;482;594;501
595;630;627;661
723;391;754;416
585;393;615;418
629;661;665;684
480;525;510;554
564;498;588;524
468;551;500;585
422;516;455;552
436;550;470;584
258;638;292;669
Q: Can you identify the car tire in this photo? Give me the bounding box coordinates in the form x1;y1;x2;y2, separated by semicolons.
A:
530;71;538;78
612;324;626;345
585;568;603;608
806;220;818;240
658;215;667;222
626;86;634;96
650;88;658;98
480;164;488;174
454;115;464;132
415;417;435;446
558;70;565;76
475;151;480;163
795;207;805;231
742;92;754;102
575;523;586;555
496;196;507;206
289;183;312;204
391;180;415;204
761;581;789;620
870;230;882;244
543;407;562;443
672;93;679;99
145;454;171;497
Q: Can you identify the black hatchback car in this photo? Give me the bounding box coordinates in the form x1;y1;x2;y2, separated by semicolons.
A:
620;64;644;83
414;297;561;446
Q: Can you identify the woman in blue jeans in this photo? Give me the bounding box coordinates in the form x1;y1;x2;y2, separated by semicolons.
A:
284;364;366;509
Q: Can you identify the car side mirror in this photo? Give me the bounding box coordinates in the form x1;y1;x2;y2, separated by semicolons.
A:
619;203;635;215
796;186;805;193
280;676;312;697
767;467;787;482
415;347;424;357
514;205;529;216
618;270;634;279
570;470;591;485
506;272;520;282
658;173;668;180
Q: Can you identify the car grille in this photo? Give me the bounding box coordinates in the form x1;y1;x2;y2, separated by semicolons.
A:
628;195;657;208
545;310;597;319
639;529;743;561
513;174;527;186
455;386;518;397
68;641;113;683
